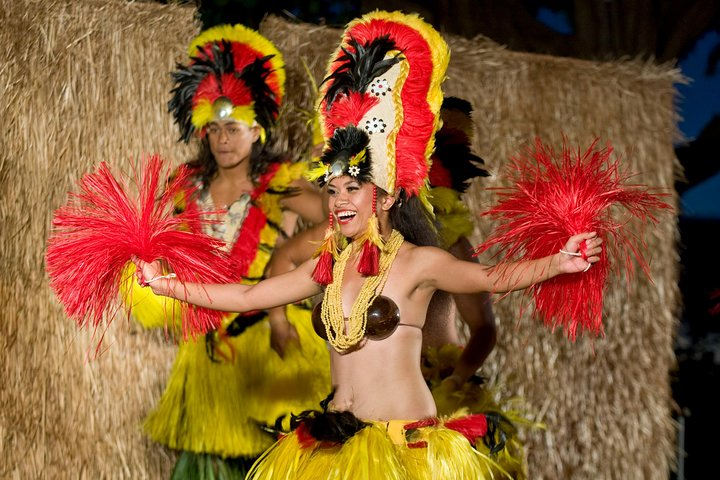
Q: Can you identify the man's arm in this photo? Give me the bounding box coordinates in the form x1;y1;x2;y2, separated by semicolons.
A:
445;237;497;384
266;221;328;357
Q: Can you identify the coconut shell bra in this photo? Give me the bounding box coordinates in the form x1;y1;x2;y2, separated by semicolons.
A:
312;295;406;341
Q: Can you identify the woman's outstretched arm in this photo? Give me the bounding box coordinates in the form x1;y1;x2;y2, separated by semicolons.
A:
134;257;322;313
419;232;603;295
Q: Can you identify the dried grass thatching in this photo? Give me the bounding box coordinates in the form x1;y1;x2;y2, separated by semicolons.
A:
260;14;682;480
1;0;199;477
1;3;681;477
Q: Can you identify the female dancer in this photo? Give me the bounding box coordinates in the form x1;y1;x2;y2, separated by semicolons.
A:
135;12;602;478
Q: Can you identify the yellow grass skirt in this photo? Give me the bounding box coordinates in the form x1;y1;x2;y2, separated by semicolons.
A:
247;413;512;480
143;303;331;458
424;344;531;479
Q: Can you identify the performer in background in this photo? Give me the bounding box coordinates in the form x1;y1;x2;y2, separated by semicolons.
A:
125;24;331;478
135;12;602;479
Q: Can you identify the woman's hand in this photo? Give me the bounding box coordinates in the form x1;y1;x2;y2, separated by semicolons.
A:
556;232;603;274
132;257;175;296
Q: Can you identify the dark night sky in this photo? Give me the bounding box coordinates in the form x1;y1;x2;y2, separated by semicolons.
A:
676;30;720;220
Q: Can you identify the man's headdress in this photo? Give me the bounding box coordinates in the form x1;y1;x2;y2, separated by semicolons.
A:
168;24;285;144
426;97;490;248
429;97;489;191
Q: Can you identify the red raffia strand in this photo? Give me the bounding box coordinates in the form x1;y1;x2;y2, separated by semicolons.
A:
475;138;672;341
312;212;338;285
356;185;382;276
46;154;238;343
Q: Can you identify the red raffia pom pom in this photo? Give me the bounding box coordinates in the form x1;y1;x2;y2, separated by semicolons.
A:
311;217;339;285
45;154;237;342
356;195;382;277
475;138;672;341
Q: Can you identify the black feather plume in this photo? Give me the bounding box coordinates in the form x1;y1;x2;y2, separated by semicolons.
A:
322;35;402;109
238;54;279;139
168;41;236;143
433;129;489;191
315;126;373;186
432;97;489;191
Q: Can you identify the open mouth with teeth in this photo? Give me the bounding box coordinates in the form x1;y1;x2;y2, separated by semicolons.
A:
335;210;357;224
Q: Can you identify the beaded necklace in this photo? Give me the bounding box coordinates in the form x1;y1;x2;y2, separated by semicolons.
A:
321;229;404;352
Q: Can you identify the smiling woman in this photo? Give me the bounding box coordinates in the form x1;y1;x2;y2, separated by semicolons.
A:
134;11;602;479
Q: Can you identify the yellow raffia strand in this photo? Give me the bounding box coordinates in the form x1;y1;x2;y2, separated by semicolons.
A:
417;184;436;219
321;230;404;352
313;222;340;259
354;213;383;251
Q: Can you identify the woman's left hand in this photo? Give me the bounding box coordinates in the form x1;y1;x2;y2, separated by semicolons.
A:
556;232;603;274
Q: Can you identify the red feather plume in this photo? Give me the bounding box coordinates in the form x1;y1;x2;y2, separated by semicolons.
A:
444;414;488;443
475;138;672;340
323;92;378;135
46;154;238;341
311;250;335;285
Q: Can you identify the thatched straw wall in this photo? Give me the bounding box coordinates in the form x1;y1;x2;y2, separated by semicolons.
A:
260;15;681;480
1;1;680;477
0;0;198;477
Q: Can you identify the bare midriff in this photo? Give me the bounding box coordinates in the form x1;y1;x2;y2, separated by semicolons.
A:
328;325;436;421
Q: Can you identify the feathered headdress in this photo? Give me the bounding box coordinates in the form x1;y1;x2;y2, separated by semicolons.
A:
307;11;450;283
168;24;285;143
429;97;489;191
428;97;489;248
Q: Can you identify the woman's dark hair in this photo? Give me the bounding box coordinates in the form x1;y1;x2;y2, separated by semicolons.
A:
388;189;439;247
185;136;285;186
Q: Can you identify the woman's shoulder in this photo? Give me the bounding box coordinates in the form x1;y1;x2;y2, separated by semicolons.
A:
397;242;451;266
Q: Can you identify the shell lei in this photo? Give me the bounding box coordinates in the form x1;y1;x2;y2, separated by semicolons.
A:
321;230;404;352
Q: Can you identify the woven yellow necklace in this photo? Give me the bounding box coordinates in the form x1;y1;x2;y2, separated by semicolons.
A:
321;229;404;352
